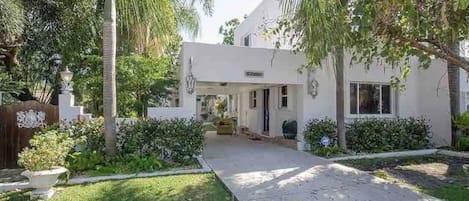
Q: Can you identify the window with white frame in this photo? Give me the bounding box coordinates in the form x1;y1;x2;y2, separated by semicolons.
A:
249;91;257;108
350;83;392;115
243;34;251;47
279;86;288;108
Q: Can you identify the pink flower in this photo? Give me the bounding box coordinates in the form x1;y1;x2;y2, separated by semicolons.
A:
417;2;424;12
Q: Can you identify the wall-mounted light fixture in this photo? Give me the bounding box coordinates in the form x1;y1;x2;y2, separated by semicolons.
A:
186;57;196;95
308;70;319;98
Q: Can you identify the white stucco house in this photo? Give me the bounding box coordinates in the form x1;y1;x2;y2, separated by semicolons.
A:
149;0;452;150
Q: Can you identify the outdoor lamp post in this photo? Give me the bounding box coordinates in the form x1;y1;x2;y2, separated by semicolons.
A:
60;66;73;95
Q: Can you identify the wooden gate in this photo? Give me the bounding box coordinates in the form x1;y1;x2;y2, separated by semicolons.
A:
0;101;58;169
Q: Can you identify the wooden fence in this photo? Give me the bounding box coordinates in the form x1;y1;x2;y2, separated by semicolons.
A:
0;101;58;169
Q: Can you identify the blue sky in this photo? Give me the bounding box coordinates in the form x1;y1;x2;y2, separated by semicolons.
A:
181;0;263;44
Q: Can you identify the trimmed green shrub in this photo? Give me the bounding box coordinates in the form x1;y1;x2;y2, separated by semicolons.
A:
346;118;431;153
313;146;345;157
69;119;105;153
18;130;77;171
303;118;337;151
66;151;106;172
453;112;469;136
117;118;205;163
456;136;469;151
41;119;104;153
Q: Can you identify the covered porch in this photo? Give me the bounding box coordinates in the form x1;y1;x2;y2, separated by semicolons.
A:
196;81;301;139
177;42;308;149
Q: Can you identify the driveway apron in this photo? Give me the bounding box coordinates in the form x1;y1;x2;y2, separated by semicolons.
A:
203;132;438;201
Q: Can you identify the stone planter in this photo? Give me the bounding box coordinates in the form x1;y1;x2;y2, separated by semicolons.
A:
21;167;67;200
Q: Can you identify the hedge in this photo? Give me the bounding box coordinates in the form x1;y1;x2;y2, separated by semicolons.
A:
346;118;431;153
117;118;205;163
303;117;431;153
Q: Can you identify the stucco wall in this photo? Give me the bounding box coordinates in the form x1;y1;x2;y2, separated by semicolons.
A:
182;41;451;146
239;90;261;134
182;42;305;85
415;60;452;146
147;107;195;119
234;0;283;49
238;85;299;137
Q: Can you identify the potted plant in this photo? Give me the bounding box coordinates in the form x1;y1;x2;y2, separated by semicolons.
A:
18;130;76;200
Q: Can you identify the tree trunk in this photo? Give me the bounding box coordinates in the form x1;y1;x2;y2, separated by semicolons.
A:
335;46;347;150
103;0;118;157
448;39;460;146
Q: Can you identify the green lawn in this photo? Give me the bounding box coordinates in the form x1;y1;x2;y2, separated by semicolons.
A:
338;154;469;201
0;174;231;201
424;184;468;201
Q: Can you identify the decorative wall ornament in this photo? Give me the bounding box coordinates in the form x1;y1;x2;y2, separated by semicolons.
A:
308;70;319;98
16;110;47;128
186;57;197;95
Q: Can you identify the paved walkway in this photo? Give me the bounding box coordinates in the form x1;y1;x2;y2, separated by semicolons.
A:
203;132;439;201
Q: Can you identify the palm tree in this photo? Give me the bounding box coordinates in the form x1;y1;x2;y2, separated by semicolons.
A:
103;0;117;157
102;0;214;157
281;0;349;149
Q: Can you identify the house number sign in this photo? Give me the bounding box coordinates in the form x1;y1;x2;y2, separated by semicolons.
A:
16;109;46;128
245;71;264;78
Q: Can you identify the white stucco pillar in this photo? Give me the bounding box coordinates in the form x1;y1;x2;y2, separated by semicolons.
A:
59;94;86;124
179;56;197;118
296;85;307;151
236;94;241;127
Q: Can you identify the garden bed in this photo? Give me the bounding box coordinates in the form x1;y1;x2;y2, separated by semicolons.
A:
0;173;231;201
337;154;469;201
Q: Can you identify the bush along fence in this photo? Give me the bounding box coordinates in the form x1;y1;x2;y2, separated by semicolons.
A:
304;117;432;155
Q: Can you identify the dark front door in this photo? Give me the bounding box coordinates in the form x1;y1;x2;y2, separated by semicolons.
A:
263;89;269;133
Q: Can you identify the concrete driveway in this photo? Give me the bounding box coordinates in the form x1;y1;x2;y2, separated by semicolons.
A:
203;132;438;201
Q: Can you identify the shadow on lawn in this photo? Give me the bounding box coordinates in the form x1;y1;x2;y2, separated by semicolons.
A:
91;178;229;201
1;174;231;201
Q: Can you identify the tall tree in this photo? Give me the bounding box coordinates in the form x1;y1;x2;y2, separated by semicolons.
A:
281;0;350;149
219;18;240;45
103;0;117;157
1;0;102;104
0;0;23;72
281;0;469;146
102;0;214;157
